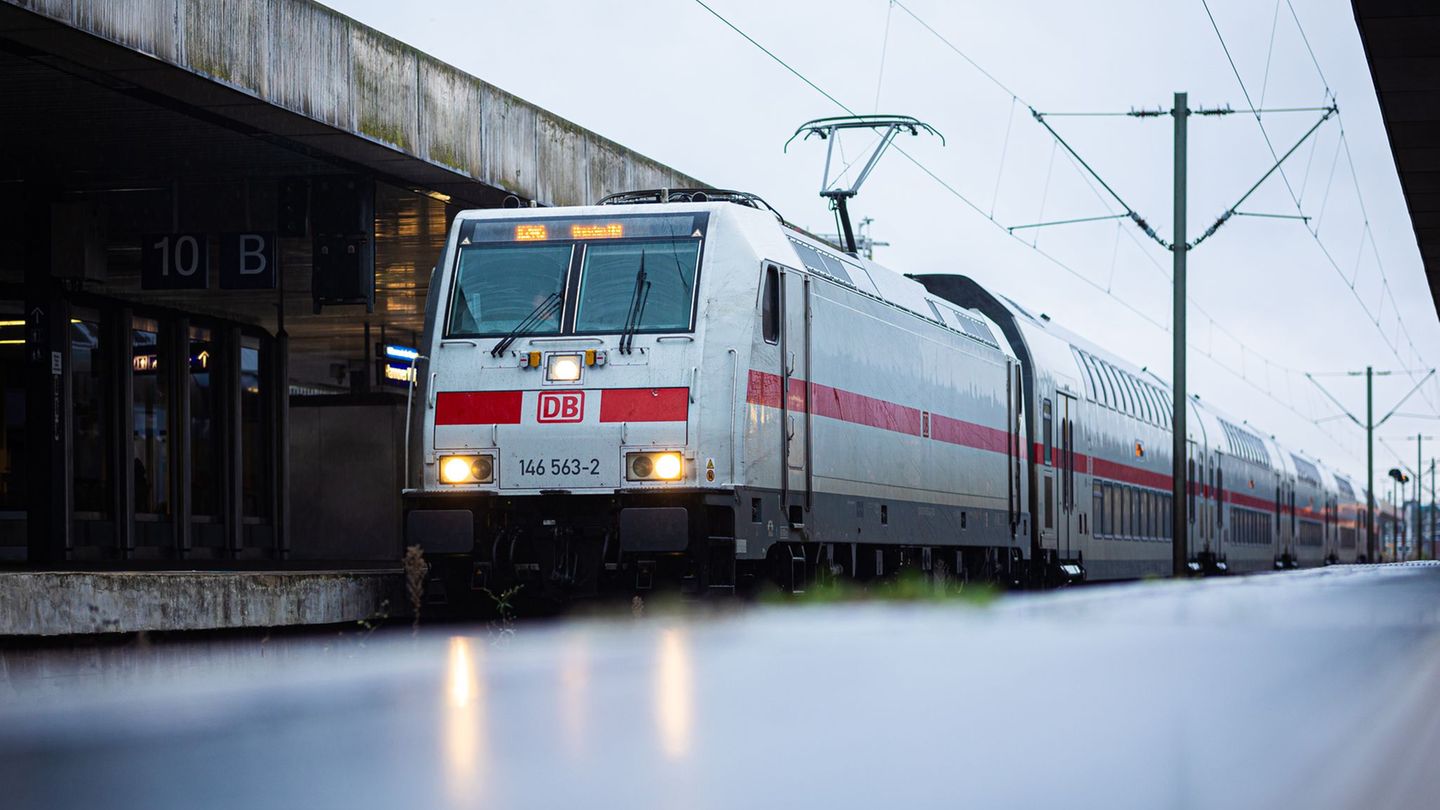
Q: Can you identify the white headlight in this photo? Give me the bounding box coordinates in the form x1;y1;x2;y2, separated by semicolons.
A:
439;454;494;485
546;353;582;382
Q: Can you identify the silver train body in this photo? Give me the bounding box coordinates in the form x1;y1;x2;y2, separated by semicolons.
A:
403;194;1370;599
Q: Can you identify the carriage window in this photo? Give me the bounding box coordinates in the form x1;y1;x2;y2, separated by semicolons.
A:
1099;362;1121;410
1118;372;1138;419
574;239;700;333
1042;399;1053;465
1080;353;1101;402
1104;483;1117;536
1140;383;1160;425
447;243;572;337
762;266;780;344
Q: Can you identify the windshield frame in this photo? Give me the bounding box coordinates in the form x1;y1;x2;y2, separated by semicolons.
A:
443;213;709;340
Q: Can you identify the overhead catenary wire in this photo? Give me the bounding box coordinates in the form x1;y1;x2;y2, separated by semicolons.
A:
1203;0;1440;418
1258;0;1281;108
686;0;1380;469
872;0;893;113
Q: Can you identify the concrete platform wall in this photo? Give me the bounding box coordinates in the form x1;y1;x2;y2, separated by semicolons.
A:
0;570;402;635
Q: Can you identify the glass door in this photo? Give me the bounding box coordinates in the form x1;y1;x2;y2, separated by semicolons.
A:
0;302;25;558
131;315;173;554
71;306;116;557
188;324;224;554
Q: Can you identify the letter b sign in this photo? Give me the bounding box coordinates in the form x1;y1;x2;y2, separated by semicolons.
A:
219;232;277;290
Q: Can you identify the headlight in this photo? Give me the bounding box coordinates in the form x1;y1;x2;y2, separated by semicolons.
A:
439;454;494;485
626;451;683;481
546;353;583;382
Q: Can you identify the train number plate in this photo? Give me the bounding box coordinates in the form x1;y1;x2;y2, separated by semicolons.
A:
503;441;618;489
515;457;602;477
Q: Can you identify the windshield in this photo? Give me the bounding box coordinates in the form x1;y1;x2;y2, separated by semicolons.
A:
574;240;700;333
447;243;572;337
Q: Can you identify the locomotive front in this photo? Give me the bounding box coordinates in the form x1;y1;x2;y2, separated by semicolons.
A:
404;203;747;603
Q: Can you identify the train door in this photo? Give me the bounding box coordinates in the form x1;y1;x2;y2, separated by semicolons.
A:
1005;360;1023;538
1213;451;1225;560
1039;395;1056;553
1058;392;1078;559
1186;439;1199;550
779;267;811;525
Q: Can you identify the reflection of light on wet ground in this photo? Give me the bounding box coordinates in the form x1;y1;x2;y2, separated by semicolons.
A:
559;635;590;756
443;636;486;803
654;627;694;760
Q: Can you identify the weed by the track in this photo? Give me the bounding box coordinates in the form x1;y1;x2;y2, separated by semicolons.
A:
763;567;999;607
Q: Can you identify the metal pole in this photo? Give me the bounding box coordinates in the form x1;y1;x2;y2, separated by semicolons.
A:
1366;366;1375;561
1171;92;1189;577
1430;458;1435;561
1417;435;1423;560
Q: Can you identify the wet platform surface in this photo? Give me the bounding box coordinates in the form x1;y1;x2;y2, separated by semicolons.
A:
3;563;1440;809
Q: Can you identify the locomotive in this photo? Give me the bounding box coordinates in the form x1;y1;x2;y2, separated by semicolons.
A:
401;187;1371;604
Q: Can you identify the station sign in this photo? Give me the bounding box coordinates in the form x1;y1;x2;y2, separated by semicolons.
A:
140;232;278;290
142;233;209;290
219;232;277;290
379;343;418;386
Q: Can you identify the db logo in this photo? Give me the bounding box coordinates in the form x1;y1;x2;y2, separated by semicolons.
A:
537;391;585;423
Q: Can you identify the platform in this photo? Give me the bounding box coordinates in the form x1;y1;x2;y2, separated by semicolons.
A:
3;564;1440;808
0;569;402;636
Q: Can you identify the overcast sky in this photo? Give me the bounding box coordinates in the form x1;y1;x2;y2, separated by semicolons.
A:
331;0;1440;490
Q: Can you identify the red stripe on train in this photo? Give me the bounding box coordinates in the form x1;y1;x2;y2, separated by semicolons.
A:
436;391;524;425
598;388;689;423
746;369;1007;448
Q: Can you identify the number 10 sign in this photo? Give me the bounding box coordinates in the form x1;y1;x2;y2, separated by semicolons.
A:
142;232;209;290
141;232;278;291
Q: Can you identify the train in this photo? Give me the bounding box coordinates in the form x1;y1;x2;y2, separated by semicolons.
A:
400;187;1380;605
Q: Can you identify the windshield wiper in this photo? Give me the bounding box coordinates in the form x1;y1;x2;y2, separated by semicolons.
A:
490;292;561;356
619;252;651;355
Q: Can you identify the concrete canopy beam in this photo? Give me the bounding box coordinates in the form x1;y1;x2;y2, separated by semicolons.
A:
0;0;704;209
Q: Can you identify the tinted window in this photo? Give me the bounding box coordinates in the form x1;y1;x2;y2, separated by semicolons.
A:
448;243;572;336
762;265;780;344
1043;399;1053;465
574;240;700;333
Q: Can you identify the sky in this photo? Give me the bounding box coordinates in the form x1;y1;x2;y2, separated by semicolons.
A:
330;0;1440;491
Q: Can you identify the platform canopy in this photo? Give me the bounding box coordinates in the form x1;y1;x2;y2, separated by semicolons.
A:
1354;1;1440;319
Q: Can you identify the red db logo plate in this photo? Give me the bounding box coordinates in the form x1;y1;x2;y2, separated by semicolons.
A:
537;391;585;423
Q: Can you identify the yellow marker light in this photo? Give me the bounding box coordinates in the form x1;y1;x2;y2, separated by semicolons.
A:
654;452;683;480
514;224;548;241
546;353;583;382
570;222;624;239
584;349;597;366
523;351;541;368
